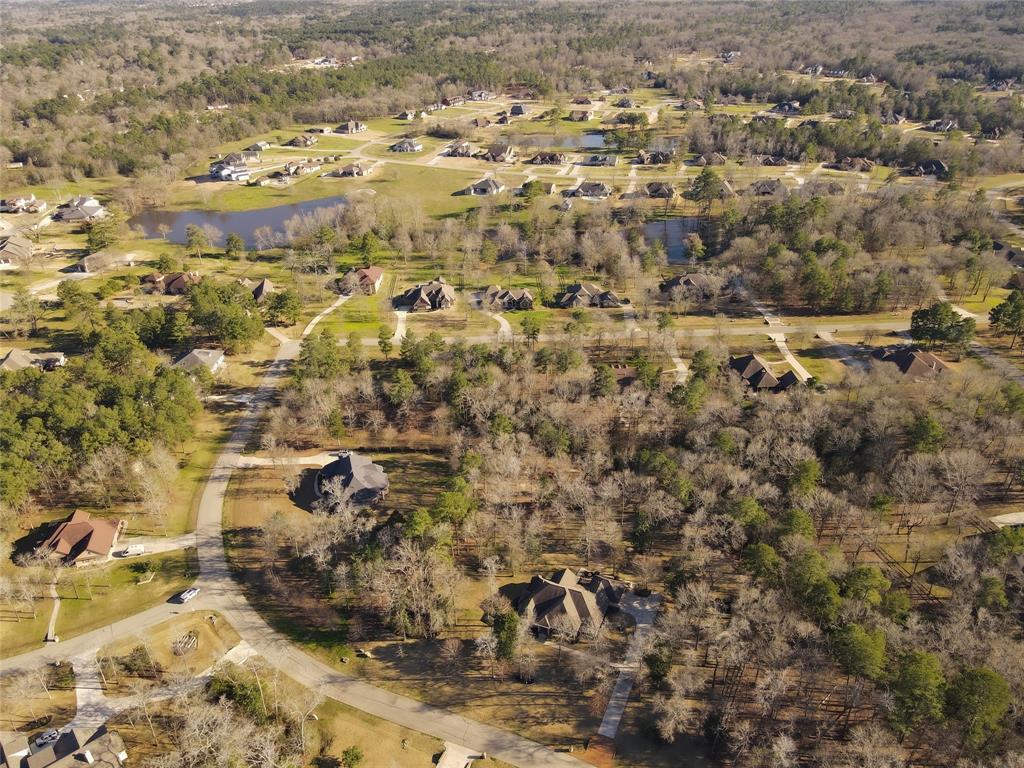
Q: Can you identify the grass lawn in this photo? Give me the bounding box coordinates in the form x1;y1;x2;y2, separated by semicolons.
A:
0;549;197;659
0;662;78;733
54;549;198;641
790;337;849;385
96;611;240;693
404;305;497;337
316;292;396;339
956;286;1010;314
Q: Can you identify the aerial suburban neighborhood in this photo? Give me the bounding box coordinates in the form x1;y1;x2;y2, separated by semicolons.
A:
1;1;1023;768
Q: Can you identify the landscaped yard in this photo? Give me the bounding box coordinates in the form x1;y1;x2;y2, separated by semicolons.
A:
96;611;240;693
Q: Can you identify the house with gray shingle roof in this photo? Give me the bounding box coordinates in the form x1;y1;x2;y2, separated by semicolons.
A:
316;450;389;504
514;568;623;638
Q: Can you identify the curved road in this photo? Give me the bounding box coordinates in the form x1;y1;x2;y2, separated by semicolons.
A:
0;294;589;768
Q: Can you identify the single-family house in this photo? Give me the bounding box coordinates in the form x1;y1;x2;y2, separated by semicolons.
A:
573;181;613;199
315;450;389;503
468;90;496;101
57;196;106;222
0;193;47;213
173;348;226;375
76;251;130;274
482;285;534;311
911;159;949;178
880;112;906;126
660;273;718;301
443;96;465;107
729;353;799;393
510;104;528;116
337;120;368;134
616;97;639;108
247;141;271;152
251;278;274;303
307;126;334;134
398;277;457;311
635;149;673;165
529;151;566;165
832;156;875;173
0;233;33;267
771;100;802;115
397;109;418;121
751;154;787;167
468;178;505;196
480;144;516;163
284;161;321;176
572;97;594;105
211;161;251;181
391;138;423;153
694;152;727;166
645;181;675;199
339;162;369;177
471;117;491;129
555;282;623;308
287;135;318;147
447;141;474;157
513;568;623;638
926;119;958;133
38;510;124;567
344;266;385;295
163;271;202;295
994;241;1024;270
747;178;786;196
873;347;948;378
18;725;128;768
568;109;595;122
585;154;617;167
0;348;66;372
680;98;704;111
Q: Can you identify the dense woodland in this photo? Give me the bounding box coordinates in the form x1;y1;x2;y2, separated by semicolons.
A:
254;317;1024;767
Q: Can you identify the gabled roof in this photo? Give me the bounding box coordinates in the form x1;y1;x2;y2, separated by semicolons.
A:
355;266;384;284
173;348;225;373
39;510;122;564
0;349;65;372
401;277;457;310
514;568;622;636
729;354;797;392
875;346;948;378
251;278;274;302
0;233;33;261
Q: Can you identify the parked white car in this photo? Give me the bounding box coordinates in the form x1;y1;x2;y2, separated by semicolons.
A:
34;729;60;748
120;544;145;557
177;587;200;603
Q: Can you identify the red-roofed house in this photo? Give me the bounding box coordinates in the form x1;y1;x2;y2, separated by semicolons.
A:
38;510;124;566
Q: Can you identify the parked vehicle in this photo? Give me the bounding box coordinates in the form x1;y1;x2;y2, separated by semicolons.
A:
177;587;200;603
120;544;145;557
34;729;60;748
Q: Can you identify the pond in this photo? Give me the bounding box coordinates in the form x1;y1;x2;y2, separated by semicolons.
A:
644;217;703;263
510;132;607;149
129;195;349;248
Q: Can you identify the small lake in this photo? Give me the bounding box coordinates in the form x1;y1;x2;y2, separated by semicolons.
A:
511;132;607;149
129;195;349;248
644;217;702;263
